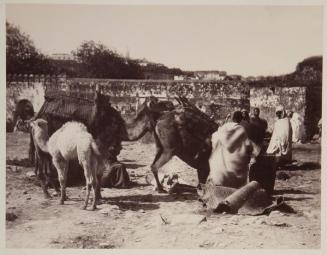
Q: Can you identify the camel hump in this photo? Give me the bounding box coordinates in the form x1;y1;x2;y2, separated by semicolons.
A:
61;121;88;132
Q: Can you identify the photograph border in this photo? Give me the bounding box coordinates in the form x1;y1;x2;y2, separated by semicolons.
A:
1;0;326;254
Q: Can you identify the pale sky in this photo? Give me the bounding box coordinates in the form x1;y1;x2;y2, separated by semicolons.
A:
5;4;323;76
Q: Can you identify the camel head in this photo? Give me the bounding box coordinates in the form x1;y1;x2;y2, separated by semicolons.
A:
30;118;48;129
138;97;174;121
30;119;49;139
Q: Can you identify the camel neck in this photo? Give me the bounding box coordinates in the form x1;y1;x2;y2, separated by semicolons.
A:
34;130;49;153
123;113;150;141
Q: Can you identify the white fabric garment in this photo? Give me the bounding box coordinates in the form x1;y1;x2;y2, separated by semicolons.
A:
290;113;305;143
208;122;260;188
266;117;292;162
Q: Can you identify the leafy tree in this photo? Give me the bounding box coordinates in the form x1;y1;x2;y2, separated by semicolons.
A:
6;22;52;74
48;59;83;77
72;41;143;79
296;56;322;73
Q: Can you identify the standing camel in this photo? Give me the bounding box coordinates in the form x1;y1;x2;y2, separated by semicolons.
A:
30;119;103;210
149;99;219;192
118;96;218;193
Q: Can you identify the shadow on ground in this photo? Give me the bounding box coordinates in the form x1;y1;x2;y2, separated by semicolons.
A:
103;193;198;203
279;162;320;171
274;189;317;195
124;163;147;169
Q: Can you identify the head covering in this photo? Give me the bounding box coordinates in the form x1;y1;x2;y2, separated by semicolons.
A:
286;110;293;118
276;105;284;113
232;111;243;123
275;105;286;119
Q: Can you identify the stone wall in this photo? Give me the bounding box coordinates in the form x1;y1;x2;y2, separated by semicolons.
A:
305;87;322;138
6;76;250;127
6;75;67;124
7;75;321;138
6;81;45;123
61;78;250;124
250;86;321;138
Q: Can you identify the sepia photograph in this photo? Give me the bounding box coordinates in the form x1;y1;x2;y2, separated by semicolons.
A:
2;0;325;251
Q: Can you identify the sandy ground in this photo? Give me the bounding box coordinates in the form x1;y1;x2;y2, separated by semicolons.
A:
6;132;321;249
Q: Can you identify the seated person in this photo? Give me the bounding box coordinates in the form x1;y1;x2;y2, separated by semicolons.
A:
100;144;131;189
207;111;260;188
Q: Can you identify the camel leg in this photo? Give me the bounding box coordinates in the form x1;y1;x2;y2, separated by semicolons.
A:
40;157;53;199
149;145;163;191
34;148;51;199
46;160;60;196
38;165;51;199
151;151;173;193
95;173;102;201
83;184;91;210
52;154;68;205
93;169;103;207
90;179;97;211
40;176;51;199
80;155;96;210
94;156;102;201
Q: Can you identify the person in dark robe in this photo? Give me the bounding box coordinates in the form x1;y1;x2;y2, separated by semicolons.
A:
100;143;131;188
240;109;251;138
249;107;268;147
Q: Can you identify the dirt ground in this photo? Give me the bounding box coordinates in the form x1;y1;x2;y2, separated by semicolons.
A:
6;132;321;249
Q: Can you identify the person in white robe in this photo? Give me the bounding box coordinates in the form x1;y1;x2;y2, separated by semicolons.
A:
289;112;305;143
266;105;293;165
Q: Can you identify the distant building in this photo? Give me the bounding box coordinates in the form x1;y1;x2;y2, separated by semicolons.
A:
50;53;75;61
193;70;227;80
174;74;199;81
174;75;185;81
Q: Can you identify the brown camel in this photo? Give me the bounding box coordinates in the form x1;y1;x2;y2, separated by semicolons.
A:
121;96;174;141
149;97;219;192
114;95;218;192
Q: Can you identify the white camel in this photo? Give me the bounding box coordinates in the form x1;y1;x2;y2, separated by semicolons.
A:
30;119;103;210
